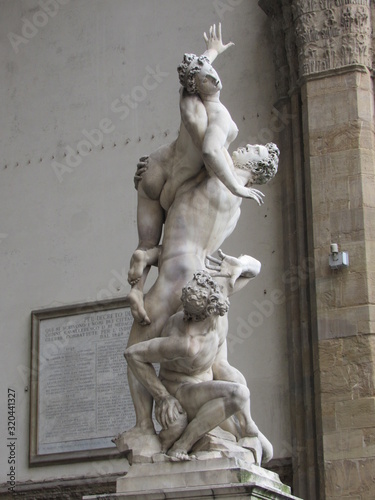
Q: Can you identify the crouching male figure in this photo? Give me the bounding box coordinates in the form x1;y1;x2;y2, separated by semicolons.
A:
125;251;272;462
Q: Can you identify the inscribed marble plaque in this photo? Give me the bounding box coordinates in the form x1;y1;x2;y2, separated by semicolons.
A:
30;303;138;462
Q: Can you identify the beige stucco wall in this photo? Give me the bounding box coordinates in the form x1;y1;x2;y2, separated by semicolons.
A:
0;0;290;486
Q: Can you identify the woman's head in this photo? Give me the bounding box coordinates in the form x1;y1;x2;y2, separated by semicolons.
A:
178;53;222;95
232;143;280;185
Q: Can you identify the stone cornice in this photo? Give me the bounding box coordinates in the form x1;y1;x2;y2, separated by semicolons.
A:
300;62;370;86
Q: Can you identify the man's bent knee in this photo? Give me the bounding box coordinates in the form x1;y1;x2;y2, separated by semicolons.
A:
231;384;250;411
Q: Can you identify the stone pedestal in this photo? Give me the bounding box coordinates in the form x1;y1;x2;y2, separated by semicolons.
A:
83;457;301;500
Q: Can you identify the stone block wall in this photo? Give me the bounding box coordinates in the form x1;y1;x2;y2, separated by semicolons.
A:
303;67;375;499
259;1;375;497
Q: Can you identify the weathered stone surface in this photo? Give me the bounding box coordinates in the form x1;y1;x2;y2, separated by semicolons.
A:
348;174;364;209
310;148;375;178
321;401;337;433
325;457;375;498
319;359;356;401
317;305;375;339
85;483;300;500
304;70;374;165
323;429;369;460
316;277;342;309
363;176;375;208
330;209;365;245
114;458;296;496
341;271;368;307
364;208;375;240
318;311;358;340
112;432;162;465
358;319;375;335
363;427;375;446
364;242;375;275
261;5;375;499
332;241;365;271
319;338;344;366
0;475;119;499
319;336;375;403
335;397;375;429
311;220;332;256
327;496;361;500
311;173;349;214
308;121;366;155
341;334;375;363
305;68;371;96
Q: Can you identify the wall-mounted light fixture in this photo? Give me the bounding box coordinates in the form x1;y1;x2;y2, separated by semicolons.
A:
329;243;349;270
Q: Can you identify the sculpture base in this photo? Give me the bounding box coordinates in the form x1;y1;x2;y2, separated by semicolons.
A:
83;457;302;499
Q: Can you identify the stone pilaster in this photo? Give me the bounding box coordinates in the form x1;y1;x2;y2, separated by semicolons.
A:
259;2;323;499
260;1;375;498
302;63;375;499
295;2;375;499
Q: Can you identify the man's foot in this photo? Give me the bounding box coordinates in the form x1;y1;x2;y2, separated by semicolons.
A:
159;411;188;453
167;448;192;461
128;249;149;285
127;287;151;325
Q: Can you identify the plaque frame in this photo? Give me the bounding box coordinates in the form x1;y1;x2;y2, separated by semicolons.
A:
29;297;131;466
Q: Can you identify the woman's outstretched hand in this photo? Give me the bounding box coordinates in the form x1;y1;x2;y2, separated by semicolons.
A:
233;185;265;205
203;23;234;55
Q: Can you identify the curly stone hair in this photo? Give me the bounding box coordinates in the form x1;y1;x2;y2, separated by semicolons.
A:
181;270;229;322
234;143;280;185
177;53;211;94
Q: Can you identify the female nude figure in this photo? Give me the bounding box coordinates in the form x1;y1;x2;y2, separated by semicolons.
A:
127;25;264;324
